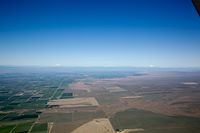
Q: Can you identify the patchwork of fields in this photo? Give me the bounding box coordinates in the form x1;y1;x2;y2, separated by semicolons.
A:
110;109;200;133
1;71;200;133
47;97;99;108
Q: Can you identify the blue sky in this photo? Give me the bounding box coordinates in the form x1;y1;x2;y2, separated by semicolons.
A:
0;0;200;67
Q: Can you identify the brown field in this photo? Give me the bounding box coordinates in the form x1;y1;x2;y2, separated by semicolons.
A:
50;120;90;133
47;97;99;108
69;81;91;92
106;86;127;92
71;118;115;133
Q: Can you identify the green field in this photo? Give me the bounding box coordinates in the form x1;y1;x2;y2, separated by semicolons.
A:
13;122;33;133
0;125;16;133
30;123;47;133
1;111;40;121
52;89;64;99
110;108;200;133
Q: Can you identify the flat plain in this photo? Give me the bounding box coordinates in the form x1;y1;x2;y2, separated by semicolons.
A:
1;70;200;133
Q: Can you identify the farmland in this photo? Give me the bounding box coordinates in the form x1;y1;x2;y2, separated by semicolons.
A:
0;72;75;133
110;109;200;133
1;69;200;133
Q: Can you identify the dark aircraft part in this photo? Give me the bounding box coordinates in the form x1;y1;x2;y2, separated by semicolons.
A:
192;0;200;16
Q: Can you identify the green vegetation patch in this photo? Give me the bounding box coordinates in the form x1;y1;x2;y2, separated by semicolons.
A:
52;89;64;99
1;105;15;111
1;98;46;111
60;92;74;99
14;110;40;120
110;108;200;133
30;123;47;133
13;122;33;133
0;113;7;120
41;89;54;99
1;111;40;121
18;100;48;109
1;112;18;121
0;125;16;133
0;95;10;101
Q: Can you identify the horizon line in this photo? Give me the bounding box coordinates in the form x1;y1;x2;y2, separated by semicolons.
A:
0;65;200;69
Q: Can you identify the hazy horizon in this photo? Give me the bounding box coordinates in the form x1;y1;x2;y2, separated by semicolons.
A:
1;65;200;74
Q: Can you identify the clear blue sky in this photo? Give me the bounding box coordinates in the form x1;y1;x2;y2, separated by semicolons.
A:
0;0;200;67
